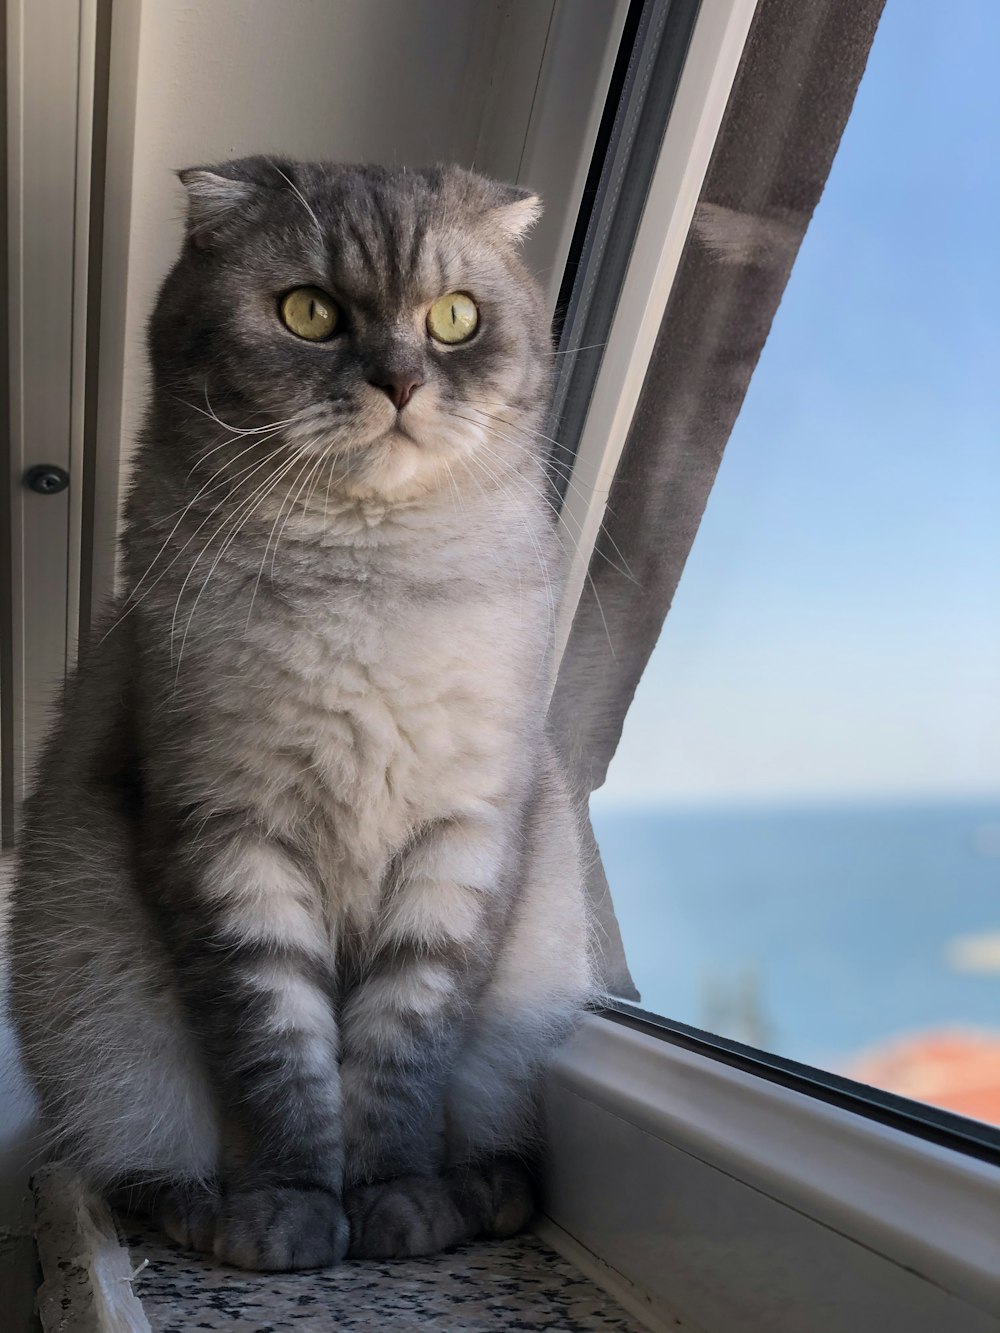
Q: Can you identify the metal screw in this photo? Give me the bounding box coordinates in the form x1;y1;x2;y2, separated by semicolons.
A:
23;465;70;495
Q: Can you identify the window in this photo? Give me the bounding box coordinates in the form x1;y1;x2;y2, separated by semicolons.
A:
591;0;1000;1130
545;4;999;1327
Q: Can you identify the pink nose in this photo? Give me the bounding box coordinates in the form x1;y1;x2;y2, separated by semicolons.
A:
372;373;423;411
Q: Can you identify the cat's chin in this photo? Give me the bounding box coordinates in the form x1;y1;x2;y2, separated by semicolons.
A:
294;402;484;506
333;432;441;505
386;423;421;447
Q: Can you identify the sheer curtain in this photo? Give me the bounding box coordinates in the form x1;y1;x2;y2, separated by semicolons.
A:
549;0;887;998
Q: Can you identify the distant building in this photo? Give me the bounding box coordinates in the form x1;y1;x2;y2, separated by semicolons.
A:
847;1030;1000;1126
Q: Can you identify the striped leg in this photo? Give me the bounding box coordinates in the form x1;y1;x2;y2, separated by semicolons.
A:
339;814;508;1253
151;827;348;1271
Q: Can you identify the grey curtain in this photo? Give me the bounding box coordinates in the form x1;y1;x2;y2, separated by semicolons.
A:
550;0;887;1000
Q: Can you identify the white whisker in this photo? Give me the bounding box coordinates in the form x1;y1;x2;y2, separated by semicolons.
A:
99;437;293;644
269;448;328;581
170;444;313;678
244;449;318;635
270;161;322;237
459;430;617;661
452;409;637;588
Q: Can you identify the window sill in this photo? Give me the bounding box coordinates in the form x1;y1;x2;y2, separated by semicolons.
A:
28;1165;642;1333
542;1014;1000;1333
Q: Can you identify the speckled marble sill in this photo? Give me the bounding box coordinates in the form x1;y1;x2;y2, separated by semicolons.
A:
32;1167;645;1332
125;1222;644;1332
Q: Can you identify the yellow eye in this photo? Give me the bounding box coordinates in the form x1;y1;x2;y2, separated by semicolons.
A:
279;287;340;341
427;292;479;345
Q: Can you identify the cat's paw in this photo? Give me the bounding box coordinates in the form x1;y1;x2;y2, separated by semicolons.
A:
472;1156;536;1238
345;1158;536;1260
212;1187;349;1271
160;1183;222;1254
346;1176;466;1259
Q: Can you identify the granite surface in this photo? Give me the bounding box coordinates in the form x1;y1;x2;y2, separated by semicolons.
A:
122;1221;644;1332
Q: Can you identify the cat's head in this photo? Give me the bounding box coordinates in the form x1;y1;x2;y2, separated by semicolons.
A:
151;157;550;503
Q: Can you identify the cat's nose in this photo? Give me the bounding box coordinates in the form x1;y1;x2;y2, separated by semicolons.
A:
370;372;424;412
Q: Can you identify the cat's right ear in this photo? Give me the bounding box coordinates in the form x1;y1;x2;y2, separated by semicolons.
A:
178;167;258;249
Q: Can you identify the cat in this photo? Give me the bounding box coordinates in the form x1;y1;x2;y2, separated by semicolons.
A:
7;158;594;1271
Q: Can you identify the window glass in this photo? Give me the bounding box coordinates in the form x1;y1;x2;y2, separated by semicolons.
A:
592;0;1000;1127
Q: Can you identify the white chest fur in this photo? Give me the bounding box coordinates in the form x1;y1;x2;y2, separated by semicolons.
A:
174;573;540;920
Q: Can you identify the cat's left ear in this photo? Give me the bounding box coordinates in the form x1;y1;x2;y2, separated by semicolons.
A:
178;165;259;247
490;184;543;243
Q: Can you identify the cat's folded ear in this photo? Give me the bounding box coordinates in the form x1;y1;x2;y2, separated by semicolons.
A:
179;165;257;248
178;156;278;248
488;184;543;243
449;168;542;244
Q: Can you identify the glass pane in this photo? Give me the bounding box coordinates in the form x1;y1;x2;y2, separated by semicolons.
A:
593;0;1000;1128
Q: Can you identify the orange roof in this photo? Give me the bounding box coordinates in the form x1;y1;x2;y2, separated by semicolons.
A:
847;1029;1000;1126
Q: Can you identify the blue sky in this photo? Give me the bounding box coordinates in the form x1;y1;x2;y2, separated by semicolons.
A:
597;0;1000;806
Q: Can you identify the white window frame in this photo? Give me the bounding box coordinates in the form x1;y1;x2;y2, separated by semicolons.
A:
554;0;759;660
540;1017;1000;1332
546;3;1000;1329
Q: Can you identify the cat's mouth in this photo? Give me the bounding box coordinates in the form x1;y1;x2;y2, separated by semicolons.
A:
281;392;486;504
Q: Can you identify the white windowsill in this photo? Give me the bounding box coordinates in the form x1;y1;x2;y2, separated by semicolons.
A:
542;1014;1000;1332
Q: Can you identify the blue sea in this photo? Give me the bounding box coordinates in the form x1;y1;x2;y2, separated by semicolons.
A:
590;800;1000;1070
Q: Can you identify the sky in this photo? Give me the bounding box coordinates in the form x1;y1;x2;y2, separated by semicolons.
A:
597;0;1000;807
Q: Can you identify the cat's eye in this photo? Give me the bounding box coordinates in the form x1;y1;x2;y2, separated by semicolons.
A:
279;287;340;341
426;292;479;345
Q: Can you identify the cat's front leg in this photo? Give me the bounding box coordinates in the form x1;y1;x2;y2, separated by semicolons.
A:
154;824;348;1270
339;812;508;1254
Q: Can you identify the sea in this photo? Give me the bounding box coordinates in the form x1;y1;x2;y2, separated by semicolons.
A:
589;799;1000;1071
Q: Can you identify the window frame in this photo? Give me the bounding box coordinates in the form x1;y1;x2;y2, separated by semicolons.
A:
540;1015;1000;1332
546;1;1000;1326
552;0;759;660
608;1003;1000;1167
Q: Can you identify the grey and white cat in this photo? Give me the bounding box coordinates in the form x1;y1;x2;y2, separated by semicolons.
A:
8;159;594;1270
